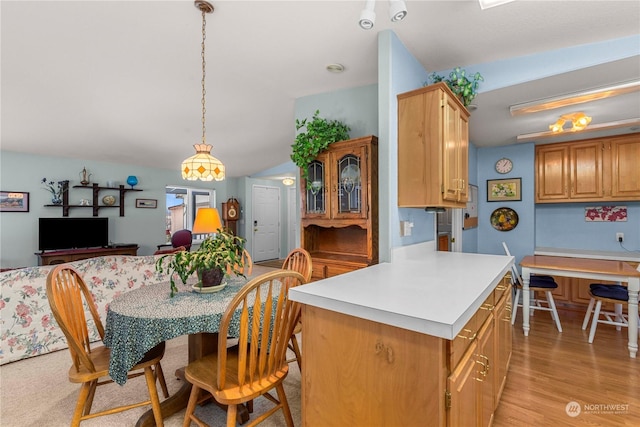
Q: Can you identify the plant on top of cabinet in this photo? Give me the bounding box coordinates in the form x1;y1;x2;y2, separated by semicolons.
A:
291;110;350;185
427;67;484;107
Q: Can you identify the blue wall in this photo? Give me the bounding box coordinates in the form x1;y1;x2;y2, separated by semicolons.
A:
475;142;640;269
462;143;479;254
536;203;640;251
379;30;435;261
477;144;537;267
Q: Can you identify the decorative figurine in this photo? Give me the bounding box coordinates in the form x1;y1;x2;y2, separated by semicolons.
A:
79;167;92;186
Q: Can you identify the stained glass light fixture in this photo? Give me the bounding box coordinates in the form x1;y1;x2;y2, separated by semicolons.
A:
181;1;225;181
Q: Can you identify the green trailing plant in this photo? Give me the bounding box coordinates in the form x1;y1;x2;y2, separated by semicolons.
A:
427;67;484;107
155;228;246;296
291;110;350;185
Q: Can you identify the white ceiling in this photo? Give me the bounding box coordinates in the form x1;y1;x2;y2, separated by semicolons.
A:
2;1;639;178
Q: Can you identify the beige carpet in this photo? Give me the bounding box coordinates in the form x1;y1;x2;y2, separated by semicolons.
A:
0;335;301;427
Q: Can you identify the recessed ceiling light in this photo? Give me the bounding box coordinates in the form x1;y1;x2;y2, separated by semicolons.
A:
326;63;345;73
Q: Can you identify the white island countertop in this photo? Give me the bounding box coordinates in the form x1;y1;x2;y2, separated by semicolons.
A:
289;251;513;340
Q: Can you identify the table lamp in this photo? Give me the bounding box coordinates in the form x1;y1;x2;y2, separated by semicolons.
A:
192;207;222;235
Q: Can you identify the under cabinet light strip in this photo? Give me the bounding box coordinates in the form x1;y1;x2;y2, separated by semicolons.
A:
510;80;640;116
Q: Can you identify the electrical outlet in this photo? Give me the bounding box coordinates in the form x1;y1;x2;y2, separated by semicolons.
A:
616;232;624;242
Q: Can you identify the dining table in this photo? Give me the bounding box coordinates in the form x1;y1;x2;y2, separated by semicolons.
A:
520;255;640;358
103;265;276;426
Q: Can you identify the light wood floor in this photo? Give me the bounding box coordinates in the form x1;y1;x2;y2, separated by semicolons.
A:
493;307;640;426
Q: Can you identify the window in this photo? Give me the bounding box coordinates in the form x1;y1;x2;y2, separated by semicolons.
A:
165;186;216;241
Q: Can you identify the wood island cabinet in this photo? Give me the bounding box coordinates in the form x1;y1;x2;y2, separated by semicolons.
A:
300;136;378;280
300;272;512;427
447;276;512;427
536;134;640;203
398;82;470;208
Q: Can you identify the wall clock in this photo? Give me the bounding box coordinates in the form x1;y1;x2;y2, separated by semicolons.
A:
495;158;513;174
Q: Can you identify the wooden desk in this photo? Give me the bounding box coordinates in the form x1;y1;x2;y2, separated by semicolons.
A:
520;255;640;358
36;246;138;265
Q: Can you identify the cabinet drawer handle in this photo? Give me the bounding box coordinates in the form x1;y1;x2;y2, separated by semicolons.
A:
480;303;495;311
457;328;477;341
475;359;488;376
478;354;490;373
496;285;507;291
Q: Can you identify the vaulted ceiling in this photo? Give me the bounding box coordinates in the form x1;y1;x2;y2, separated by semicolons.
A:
2;1;639;178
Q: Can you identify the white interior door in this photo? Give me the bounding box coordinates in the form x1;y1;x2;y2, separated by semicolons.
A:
287;186;298;253
252;185;280;262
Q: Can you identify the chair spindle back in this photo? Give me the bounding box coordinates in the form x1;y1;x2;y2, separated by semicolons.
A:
216;270;304;392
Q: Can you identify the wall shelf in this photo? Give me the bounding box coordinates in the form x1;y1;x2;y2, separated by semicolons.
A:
45;182;142;216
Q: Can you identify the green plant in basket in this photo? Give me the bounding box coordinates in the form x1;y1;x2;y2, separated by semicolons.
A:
155;228;246;296
291;110;350;185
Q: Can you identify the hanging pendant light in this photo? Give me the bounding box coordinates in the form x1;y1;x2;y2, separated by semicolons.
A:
181;1;225;182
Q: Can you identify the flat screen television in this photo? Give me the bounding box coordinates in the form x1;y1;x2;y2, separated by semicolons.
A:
38;217;109;251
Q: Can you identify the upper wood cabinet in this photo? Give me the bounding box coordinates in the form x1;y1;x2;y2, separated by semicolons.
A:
536;134;640;203
300;136;378;280
398;82;470;208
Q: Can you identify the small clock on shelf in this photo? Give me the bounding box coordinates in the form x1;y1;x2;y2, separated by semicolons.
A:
495;158;513;174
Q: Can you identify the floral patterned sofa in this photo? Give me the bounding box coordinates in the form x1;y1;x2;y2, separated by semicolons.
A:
0;255;173;365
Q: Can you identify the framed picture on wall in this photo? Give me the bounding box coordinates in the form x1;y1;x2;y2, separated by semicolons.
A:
136;198;157;209
487;178;521;202
0;191;29;212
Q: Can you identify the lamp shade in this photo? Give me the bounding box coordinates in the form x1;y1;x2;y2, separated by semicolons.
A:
192;207;222;234
182;144;225;182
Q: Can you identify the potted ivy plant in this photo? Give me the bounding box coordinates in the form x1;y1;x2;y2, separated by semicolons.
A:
291;110;350;185
155;228;246;296
427;67;484;107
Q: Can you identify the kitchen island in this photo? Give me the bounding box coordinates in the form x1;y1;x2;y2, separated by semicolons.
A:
289;251;514;427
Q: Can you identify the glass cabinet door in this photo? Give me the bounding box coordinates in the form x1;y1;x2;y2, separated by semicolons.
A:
332;147;368;219
304;157;328;218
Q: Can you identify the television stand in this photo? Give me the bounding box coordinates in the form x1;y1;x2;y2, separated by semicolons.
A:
35;246;139;266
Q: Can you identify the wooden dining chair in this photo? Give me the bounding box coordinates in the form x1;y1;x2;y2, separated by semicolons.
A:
227;248;253;276
282;248;312;370
182;270;305;427
45;265;169;427
502;242;563;332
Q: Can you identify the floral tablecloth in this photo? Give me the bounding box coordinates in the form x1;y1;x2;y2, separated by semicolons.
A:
0;255;175;365
104;269;279;385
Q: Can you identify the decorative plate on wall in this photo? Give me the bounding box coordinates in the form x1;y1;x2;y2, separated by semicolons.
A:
490;207;519;232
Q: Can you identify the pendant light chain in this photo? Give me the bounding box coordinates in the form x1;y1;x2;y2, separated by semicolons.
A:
201;8;207;144
181;1;224;182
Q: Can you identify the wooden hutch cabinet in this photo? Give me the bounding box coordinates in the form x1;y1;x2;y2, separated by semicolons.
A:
535;134;640;203
300;135;378;281
397;82;470;209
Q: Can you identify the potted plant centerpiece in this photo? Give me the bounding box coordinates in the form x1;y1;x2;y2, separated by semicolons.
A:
291;109;350;186
427;67;484;107
156;228;246;296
